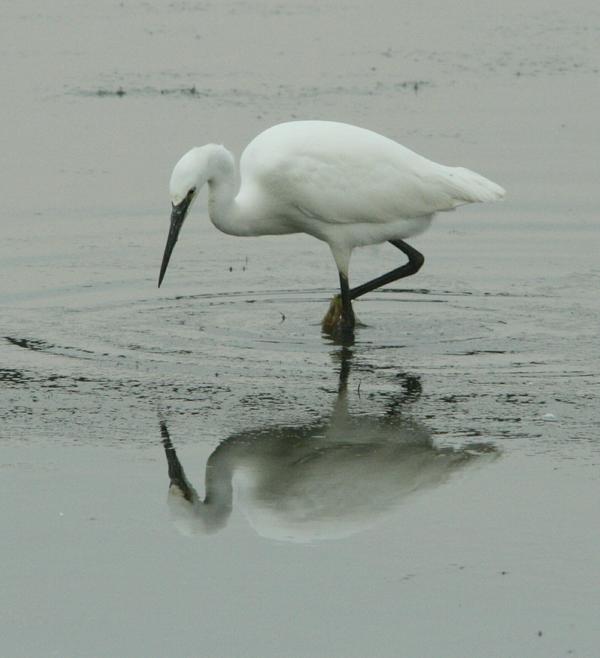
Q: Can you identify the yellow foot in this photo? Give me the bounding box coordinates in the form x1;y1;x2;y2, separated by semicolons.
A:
321;296;358;345
321;295;343;334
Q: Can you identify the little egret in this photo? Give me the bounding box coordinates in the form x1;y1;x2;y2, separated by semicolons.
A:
158;120;505;339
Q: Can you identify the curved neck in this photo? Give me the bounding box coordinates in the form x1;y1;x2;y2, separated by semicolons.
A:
206;146;252;236
164;434;234;534
196;448;234;532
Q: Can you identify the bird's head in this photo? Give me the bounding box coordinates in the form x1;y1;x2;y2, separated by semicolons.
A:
158;146;212;288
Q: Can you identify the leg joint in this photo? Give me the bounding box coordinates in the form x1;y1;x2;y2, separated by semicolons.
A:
411;250;425;273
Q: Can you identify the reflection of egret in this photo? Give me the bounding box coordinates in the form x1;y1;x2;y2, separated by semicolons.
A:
158;121;504;340
161;352;498;542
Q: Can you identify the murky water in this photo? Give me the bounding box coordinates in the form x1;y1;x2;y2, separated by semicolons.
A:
2;1;599;656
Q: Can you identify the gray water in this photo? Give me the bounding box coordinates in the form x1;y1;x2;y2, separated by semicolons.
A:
1;1;599;656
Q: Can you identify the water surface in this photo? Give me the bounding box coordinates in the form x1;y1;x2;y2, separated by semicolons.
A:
1;1;599;656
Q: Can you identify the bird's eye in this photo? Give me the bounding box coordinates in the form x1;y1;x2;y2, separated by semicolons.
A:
188;188;196;197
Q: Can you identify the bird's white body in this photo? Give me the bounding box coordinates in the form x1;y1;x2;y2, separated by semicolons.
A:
169;120;505;274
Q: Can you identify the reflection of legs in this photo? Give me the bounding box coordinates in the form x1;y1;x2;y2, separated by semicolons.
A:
349;239;424;300
384;373;422;416
338;346;352;392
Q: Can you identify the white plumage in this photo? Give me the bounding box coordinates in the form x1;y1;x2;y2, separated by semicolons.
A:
241;121;503;221
159;120;505;338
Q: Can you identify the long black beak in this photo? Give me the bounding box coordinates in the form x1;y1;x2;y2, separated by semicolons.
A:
158;197;191;287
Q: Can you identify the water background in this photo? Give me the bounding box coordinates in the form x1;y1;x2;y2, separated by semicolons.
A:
1;1;599;656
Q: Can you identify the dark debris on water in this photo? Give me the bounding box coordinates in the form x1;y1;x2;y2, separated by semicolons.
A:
94;86;203;97
96;87;126;97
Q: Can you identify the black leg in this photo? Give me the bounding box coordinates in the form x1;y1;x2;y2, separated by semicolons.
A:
349;239;424;300
338;272;356;332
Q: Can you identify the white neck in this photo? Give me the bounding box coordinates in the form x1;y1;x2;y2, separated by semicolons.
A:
205;145;254;237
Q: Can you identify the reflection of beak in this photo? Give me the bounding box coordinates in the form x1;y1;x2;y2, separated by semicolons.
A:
158;197;192;287
160;421;196;502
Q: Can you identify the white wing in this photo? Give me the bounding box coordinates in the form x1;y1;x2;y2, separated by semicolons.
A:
241;121;505;225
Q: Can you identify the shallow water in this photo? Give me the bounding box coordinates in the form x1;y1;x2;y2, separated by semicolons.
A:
2;1;600;656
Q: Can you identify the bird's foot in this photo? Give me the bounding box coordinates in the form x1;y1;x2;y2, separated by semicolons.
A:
321;295;355;345
321;295;343;333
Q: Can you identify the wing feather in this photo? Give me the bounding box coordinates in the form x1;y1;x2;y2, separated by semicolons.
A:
240;121;504;226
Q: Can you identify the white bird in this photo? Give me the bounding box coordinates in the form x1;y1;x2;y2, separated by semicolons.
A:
159;120;505;339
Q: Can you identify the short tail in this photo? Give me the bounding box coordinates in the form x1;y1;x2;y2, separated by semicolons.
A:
439;166;506;208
